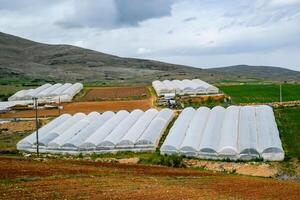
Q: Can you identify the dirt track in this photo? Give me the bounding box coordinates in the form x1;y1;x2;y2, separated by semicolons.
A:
0;157;299;200
0;100;151;118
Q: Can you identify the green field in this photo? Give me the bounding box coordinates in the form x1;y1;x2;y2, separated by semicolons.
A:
0;85;32;101
275;106;300;159
219;84;300;103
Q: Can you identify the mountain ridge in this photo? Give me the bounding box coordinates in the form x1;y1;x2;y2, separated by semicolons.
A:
0;31;299;85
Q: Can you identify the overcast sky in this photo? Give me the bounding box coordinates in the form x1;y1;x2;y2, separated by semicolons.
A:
1;0;300;71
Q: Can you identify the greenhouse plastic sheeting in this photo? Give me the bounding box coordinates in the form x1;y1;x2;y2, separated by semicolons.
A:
160;105;284;161
47;112;100;149
16;114;71;150
135;108;174;149
97;109;144;150
179;107;210;156
18;109;174;154
160;107;195;154
256;105;284;161
38;113;86;147
152;79;219;96
116;109;158;149
62;111;114;150
8;83;83;103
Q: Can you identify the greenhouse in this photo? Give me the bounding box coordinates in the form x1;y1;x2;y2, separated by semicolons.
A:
135;108;174;149
97;109;144;150
160;107;195;155
160;105;284;161
152;79;219;96
8;82;83;103
179;107;210;156
17;114;71;150
116;109;159;149
62;111;114;150
38;113;86;147
47;112;100;149
17;108;174;153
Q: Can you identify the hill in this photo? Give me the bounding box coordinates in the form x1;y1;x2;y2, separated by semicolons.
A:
0;32;299;86
211;65;300;83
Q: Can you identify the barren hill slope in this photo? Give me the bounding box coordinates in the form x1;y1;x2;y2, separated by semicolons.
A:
0;32;299;85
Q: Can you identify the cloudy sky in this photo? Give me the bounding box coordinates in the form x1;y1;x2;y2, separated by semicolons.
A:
1;0;300;71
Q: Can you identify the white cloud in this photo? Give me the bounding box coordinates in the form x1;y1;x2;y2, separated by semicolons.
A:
0;0;299;71
269;0;300;7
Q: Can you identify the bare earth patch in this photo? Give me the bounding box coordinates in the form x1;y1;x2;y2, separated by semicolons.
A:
0;100;152;118
82;86;148;101
185;159;278;177
0;121;35;134
0;157;299;200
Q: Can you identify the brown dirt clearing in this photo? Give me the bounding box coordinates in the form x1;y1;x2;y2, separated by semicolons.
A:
0;157;299;200
82;86;149;101
0;100;151;118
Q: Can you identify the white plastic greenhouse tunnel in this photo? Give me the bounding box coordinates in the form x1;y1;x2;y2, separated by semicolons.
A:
17;108;174;154
152;79;219;96
8;82;83;103
160;105;284;161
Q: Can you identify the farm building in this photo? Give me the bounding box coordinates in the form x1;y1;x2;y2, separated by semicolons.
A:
152;79;219;96
17;108;174;153
160;105;284;161
8;83;83;103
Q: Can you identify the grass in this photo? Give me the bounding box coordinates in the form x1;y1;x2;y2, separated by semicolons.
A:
180;96;228;108
274;106;300;159
0;85;32;101
0;130;31;153
219;84;300;103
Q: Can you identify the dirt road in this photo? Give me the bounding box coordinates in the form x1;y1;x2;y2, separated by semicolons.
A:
0;100;151;118
0;157;299;200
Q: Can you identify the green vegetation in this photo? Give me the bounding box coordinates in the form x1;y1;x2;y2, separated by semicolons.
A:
219;84;300;103
180;96;227;108
88;151;186;168
73;87;89;102
274;106;300;159
139;152;186;168
0;130;31;152
0;85;32;101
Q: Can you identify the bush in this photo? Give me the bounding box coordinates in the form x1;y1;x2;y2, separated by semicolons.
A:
140;152;186;168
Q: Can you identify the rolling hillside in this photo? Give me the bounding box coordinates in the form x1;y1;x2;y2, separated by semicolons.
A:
0;32;299;86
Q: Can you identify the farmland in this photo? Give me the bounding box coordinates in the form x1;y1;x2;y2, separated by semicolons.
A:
0;85;32;101
219;84;300;103
1;84;300;199
275;106;300;158
81;86;149;101
0;157;300;200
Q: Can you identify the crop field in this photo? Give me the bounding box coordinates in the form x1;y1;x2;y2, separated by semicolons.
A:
0;157;299;200
219;84;300;103
275;106;300;158
0;85;32;101
81;86;149;101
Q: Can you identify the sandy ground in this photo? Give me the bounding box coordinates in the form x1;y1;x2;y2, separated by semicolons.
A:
0;157;299;200
0;100;152;118
185;159;278;177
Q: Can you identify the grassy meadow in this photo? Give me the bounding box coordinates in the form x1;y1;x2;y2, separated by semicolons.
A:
219;84;300;103
275;106;300;159
0;85;32;101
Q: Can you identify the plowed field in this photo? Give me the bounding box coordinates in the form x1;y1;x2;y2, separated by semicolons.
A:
82;86;149;101
0;157;299;200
